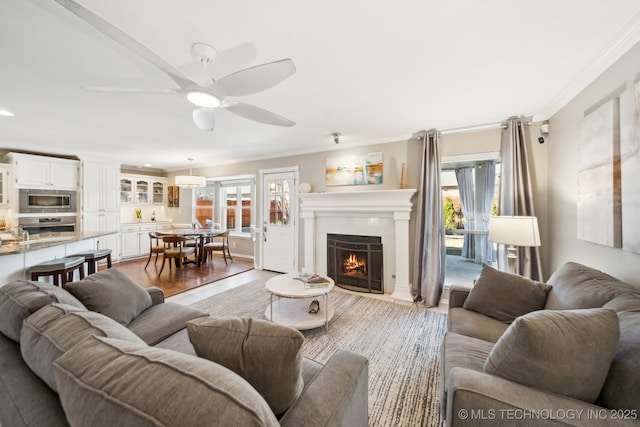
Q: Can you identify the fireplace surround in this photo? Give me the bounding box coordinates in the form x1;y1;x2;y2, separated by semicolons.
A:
299;189;416;302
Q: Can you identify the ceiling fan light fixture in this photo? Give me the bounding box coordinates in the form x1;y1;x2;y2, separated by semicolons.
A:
193;108;216;131
175;158;207;188
186;91;221;108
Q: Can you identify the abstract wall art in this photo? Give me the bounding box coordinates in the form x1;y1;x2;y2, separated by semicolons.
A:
325;152;383;186
619;81;640;253
577;98;622;248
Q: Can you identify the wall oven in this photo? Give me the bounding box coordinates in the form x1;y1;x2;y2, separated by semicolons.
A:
18;216;77;235
19;189;77;214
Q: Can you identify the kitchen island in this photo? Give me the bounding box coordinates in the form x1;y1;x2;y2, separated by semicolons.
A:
0;230;118;285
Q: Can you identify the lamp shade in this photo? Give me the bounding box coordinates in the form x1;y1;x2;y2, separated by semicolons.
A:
488;216;541;247
175;174;207;188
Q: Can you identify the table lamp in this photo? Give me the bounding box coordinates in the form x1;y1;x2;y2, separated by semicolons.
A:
488;216;540;274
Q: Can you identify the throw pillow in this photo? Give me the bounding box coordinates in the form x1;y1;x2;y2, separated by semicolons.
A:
484;308;620;403
20;303;145;392
66;268;152;325
0;279;86;342
53;336;279;426
463;263;551;323
187;317;305;416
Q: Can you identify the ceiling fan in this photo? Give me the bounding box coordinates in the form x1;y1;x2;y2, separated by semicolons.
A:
53;0;296;131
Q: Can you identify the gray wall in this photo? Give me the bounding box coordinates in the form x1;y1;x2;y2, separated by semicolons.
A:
547;41;640;286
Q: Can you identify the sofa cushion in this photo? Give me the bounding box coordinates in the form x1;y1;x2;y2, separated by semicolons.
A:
440;332;494;412
600;295;640;411
0;332;69;427
66;269;152;325
53;336;279;426
447;307;509;343
545;262;636;310
0;280;86;342
484;308;619;403
20;303;145;392
603;292;640;313
127;301;209;345
187;317;305;417
462;264;551;323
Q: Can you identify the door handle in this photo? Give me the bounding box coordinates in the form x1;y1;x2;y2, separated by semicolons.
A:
263;222;267;242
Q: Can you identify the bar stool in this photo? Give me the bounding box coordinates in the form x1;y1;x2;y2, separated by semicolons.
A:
29;256;86;288
71;249;113;275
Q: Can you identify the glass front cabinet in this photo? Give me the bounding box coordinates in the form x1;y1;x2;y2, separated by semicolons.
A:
135;180;149;204
120;174;166;205
152;181;165;204
0;165;8;206
120;177;133;203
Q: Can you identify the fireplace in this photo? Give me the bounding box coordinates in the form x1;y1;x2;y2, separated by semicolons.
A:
327;234;383;293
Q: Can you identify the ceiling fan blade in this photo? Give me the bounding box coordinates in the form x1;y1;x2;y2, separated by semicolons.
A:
82;86;177;95
53;0;196;90
215;59;296;97
224;101;295;127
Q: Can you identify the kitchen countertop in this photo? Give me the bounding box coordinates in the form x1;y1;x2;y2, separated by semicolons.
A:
0;230;118;256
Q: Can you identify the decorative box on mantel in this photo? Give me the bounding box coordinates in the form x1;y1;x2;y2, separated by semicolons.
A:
299;189;417;303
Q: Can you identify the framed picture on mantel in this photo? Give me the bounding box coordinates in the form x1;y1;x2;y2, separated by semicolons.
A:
168;185;179;207
325;152;383;186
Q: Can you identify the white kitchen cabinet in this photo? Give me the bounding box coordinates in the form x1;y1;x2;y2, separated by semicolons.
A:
120;174;167;205
120;224;140;258
0;164;11;206
120;222;167;258
152;180;165;204
82;160;120;259
3;153;79;189
83;161;119;213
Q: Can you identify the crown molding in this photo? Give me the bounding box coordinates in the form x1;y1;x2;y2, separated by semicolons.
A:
541;11;640;120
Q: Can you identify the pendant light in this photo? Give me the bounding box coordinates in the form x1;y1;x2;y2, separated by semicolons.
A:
175;158;207;188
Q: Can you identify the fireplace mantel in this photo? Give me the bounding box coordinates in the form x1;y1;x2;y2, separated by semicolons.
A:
298;189;416;215
299;189;417;303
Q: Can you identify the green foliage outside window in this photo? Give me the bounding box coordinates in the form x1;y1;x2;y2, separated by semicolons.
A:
443;197;456;230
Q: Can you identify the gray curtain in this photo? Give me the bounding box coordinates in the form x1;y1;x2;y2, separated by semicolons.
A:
476;161;496;264
412;129;445;307
498;117;543;280
455;167;475;259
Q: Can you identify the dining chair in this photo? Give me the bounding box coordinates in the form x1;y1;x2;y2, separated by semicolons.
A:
159;235;196;274
144;232;165;269
203;231;233;264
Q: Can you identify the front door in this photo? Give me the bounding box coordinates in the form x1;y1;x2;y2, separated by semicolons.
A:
262;170;297;273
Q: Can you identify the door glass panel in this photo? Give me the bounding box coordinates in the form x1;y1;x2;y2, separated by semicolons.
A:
267;178;291;226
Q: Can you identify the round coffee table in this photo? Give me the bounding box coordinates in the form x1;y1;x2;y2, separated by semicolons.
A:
264;273;335;333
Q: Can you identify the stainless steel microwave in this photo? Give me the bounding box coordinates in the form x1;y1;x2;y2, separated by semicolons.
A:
19;189;77;214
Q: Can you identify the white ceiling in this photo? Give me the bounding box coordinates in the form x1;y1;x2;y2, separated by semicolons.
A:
2;0;640;171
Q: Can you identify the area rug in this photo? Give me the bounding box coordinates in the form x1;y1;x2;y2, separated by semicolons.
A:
191;280;447;427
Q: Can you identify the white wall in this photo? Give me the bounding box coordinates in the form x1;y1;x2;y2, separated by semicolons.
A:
548;41;640;286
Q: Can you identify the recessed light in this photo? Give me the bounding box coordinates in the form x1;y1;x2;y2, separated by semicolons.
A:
0;109;15;117
143;163;153;168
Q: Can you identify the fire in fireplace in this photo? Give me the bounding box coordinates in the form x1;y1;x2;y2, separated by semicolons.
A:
327;234;383;293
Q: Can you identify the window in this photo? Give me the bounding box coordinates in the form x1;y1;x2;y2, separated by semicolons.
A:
194;187;214;228
195;176;255;236
222;183;252;233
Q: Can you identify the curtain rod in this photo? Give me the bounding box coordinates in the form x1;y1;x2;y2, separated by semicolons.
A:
416;116;533;138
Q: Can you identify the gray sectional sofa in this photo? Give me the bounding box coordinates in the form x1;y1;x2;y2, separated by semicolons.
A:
0;268;369;427
442;262;640;426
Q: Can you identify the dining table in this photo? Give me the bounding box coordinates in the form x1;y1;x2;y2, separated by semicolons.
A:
161;228;224;267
